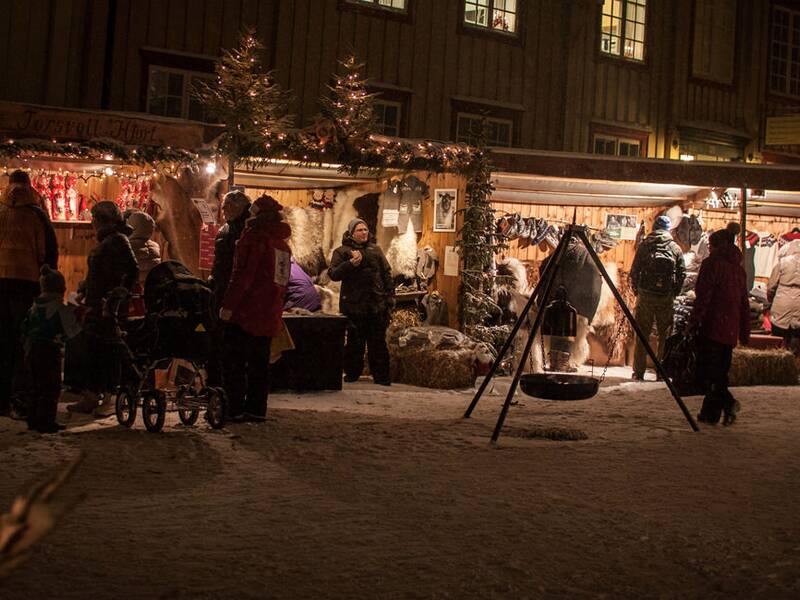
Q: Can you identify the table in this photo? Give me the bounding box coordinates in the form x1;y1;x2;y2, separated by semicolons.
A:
270;314;348;391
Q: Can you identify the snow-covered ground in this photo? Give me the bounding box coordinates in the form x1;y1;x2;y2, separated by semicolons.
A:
1;370;799;599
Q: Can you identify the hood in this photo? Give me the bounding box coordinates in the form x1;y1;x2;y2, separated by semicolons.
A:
779;239;800;258
711;242;743;264
1;183;41;208
127;211;156;240
643;230;674;246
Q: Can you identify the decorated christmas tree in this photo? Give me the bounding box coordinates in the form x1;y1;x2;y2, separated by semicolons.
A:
319;55;377;154
195;30;293;183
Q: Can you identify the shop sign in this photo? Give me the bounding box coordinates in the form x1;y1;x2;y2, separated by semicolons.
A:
199;224;219;271
0;101;206;148
765;115;800;146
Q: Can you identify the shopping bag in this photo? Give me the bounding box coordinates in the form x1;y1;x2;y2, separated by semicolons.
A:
661;332;703;396
270;320;295;364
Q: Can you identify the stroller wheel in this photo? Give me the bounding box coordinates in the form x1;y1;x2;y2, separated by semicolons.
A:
115;388;138;428
142;391;166;433
206;387;228;430
178;408;199;426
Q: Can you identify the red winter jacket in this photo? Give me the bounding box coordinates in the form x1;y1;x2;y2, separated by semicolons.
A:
221;216;292;338
692;243;750;346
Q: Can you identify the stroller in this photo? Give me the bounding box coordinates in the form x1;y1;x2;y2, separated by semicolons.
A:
113;261;228;432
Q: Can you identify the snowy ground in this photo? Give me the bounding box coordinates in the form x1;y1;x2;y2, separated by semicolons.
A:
1;368;799;599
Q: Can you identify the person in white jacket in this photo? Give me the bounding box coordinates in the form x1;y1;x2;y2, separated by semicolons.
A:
767;239;800;353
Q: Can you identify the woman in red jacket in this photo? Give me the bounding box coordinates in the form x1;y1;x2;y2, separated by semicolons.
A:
219;195;292;422
691;229;750;426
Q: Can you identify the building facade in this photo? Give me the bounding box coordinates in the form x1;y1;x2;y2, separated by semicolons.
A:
2;0;799;163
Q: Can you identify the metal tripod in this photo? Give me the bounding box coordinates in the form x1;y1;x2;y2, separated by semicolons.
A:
463;223;700;443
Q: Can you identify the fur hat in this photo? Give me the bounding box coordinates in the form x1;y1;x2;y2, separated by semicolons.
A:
251;194;283;216
39;264;66;295
347;218;367;235
126;210;156;239
653;215;671;231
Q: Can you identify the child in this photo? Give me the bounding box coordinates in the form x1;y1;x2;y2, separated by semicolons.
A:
20;265;81;433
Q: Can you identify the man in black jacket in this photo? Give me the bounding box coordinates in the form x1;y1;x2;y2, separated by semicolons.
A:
329;218;394;385
630;215;686;381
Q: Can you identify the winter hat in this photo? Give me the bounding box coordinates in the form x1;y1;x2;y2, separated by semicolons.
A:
126;210;156;239
653;215;671;231
223;190;251;211
347;218;367;235
250;194;283;217
709;229;734;249
726;221;741;236
39;264;66;295
91;200;124;225
9;170;31;186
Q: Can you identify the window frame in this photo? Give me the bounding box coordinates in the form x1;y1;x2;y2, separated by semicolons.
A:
139;48;216;120
145;65;214;121
690;0;738;87
458;0;525;46
338;0;413;23
768;4;800;99
455;111;515;148
369;86;411;137
589;124;649;157
373;99;404;137
598;0;648;64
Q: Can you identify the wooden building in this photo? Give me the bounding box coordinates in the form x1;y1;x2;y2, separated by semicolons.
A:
2;0;800;164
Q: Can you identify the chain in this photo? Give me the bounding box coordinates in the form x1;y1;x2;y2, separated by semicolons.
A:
598;316;627;384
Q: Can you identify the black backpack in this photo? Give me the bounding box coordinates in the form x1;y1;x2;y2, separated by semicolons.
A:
638;242;676;295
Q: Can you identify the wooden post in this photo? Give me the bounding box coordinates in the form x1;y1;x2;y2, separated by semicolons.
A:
740;186;748;254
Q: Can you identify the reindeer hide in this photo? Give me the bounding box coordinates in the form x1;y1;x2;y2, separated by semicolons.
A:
385;220;418;279
284;206;326;277
323;189;360;262
591;262;618;329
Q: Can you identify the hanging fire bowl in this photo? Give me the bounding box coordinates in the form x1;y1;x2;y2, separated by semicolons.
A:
519;373;600;401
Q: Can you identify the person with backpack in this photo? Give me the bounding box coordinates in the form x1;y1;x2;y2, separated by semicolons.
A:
630;215;686;381
0;170;58;418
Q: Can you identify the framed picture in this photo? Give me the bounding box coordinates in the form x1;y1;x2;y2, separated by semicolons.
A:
433;189;457;232
604;212;639;241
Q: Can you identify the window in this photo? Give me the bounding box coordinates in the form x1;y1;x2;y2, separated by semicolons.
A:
346;0;406;11
147;66;213;121
600;0;646;61
593;134;642;157
692;0;736;84
770;6;800;96
463;0;518;34
374;100;403;136
456;113;513;147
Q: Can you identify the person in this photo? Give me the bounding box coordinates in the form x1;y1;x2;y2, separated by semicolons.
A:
67;201;139;415
0;170;58;418
125;210;161;283
767;239;800;353
536;233;602;371
284;256;322;312
19;265;80;433
219;195;291;422
691;229;750;425
210;190;251;311
629;215;685;381
329;218;394;385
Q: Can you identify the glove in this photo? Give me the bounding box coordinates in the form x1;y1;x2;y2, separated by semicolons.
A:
219;308;233;322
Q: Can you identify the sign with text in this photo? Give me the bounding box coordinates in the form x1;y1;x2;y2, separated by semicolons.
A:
765;115;800;146
199;224;220;271
0;101;207;148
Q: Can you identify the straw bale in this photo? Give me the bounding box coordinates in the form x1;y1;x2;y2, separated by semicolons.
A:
390;309;421;331
728;347;798;387
390;348;476;389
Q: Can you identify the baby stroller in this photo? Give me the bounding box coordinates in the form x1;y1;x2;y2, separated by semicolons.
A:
114;261;228;432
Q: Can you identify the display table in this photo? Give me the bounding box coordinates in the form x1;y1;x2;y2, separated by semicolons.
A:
270;314;348;391
746;333;784;350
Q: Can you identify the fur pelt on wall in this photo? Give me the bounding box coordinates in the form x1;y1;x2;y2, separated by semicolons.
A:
591;262;619;329
283;205;326;277
323;188;361;262
497;257;532;295
385;219;419;279
592;268;635;364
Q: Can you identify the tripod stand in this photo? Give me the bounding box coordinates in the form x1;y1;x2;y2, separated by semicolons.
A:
464;223;700;443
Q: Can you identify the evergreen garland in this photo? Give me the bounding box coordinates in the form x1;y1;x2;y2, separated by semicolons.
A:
194;29;294;182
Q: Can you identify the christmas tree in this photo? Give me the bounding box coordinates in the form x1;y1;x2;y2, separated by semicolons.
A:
195;30;293;183
320;55;377;154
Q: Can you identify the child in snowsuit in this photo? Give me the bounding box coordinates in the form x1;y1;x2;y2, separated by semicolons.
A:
20;265;81;433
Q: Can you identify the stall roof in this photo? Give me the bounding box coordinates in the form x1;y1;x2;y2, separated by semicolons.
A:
490;148;800;218
234;161;382;189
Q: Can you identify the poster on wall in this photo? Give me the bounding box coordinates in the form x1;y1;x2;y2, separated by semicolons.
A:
604;213;638;241
433;189;457;232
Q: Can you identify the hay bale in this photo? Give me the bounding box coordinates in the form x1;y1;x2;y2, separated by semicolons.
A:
729;347;798;386
390;308;421;331
391;348;476;389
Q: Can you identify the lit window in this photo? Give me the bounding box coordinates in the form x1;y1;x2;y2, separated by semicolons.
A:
147;66;213;121
374;100;403;136
464;0;518;34
600;0;646;61
456;113;513;147
692;0;736;84
770;6;800;96
593;134;642;157
348;0;407;11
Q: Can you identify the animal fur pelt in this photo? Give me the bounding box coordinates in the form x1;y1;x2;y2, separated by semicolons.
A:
497;257;532;295
591;262;619;329
385;220;419;279
592;269;636;364
315;283;340;315
283;205;326;277
323;188;361;262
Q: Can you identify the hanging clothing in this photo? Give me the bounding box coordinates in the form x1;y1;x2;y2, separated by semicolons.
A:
754;232;779;278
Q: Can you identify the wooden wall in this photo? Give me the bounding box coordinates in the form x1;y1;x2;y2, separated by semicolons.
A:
491;200;663;274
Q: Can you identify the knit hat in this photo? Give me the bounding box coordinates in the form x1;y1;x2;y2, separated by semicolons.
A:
91;200;124;224
126;210;156;239
250;194;283;216
223;190;251;211
347;218;367;235
709;229;734;248
653;215;671;231
39;264;66;295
